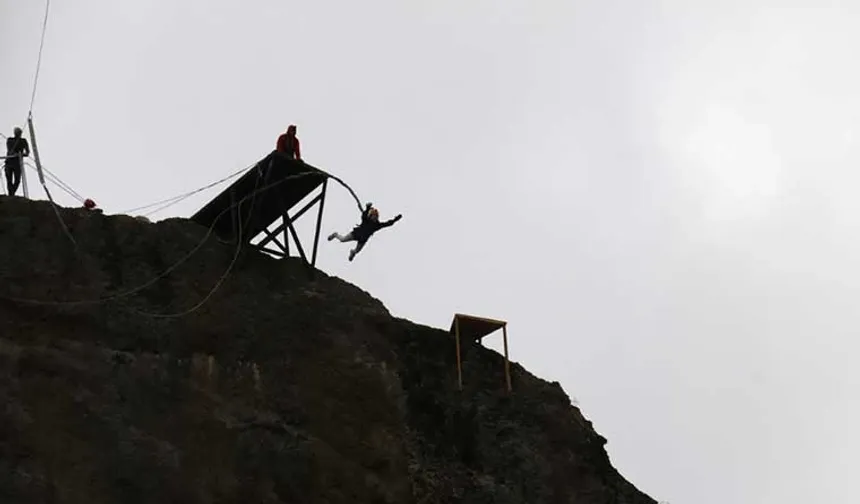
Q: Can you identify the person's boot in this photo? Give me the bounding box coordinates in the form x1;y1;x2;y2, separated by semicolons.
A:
348;248;356;261
327;232;337;241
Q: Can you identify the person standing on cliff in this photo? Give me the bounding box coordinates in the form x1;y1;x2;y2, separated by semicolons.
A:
327;202;402;261
4;127;29;196
276;125;302;161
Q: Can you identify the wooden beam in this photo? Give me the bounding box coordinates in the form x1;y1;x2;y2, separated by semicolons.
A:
249;243;286;257
503;324;511;393
283;213;290;255
311;179;328;267
454;313;508;327
257;225;286;253
255;217;288;250
290;191;323;223
455;316;463;391
285;214;308;264
254;191;323;253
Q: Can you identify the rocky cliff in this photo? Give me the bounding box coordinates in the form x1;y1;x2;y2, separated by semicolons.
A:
0;195;657;504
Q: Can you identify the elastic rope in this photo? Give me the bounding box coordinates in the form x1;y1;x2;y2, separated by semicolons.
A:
29;0;52;114
25;162;84;203
321;169;364;212
42;184;78;249
0;168;353;308
119;164;251;215
19;161;81;249
133;210;244;318
43;166;85;202
40;178;78;249
131;165;265;318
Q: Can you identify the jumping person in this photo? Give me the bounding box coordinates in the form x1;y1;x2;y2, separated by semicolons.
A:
327;202;402;261
4;127;29;196
276;124;302;161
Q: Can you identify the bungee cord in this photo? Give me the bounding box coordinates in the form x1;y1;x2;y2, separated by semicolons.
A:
0;166;360;311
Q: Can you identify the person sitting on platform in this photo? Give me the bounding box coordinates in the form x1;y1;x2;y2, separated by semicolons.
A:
327;202;402;261
276;124;302;161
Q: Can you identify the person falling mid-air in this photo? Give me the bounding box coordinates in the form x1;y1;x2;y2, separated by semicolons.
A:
4;127;29;196
276;124;302;161
328;202;402;261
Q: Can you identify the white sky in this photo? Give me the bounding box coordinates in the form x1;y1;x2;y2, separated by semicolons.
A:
3;1;860;503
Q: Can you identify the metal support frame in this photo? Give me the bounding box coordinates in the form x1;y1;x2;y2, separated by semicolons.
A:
253;179;328;268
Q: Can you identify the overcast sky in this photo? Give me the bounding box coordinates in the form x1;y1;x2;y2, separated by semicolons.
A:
3;1;860;502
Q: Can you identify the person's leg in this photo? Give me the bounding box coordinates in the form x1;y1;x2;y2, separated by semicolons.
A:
348;239;367;261
4;165;14;196
9;164;21;196
327;231;354;242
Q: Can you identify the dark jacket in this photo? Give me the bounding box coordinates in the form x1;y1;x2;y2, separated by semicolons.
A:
5;137;29;166
276;125;301;160
352;207;401;243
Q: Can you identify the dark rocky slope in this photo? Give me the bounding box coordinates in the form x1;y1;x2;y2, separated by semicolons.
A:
0;196;657;504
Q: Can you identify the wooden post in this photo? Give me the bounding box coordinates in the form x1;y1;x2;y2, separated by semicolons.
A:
285;215;307;264
503;324;512;392
229;190;237;242
455;316;463;390
26;115;45;186
282;214;290;255
311;179;327;267
20;154;29;199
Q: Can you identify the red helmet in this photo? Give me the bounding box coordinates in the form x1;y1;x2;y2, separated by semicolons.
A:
83;198;96;209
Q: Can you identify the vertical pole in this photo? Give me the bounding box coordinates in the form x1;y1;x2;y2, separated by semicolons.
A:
230;190;237;242
20;153;28;199
282;214;290;256
455;316;463;391
311;179;327;267
26;115;45;186
503;324;512;393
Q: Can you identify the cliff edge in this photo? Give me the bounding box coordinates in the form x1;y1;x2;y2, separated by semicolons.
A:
0;196;657;504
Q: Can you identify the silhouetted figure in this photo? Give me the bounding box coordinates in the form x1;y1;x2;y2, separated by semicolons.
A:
328;203;402;261
5;127;29;196
276;124;302;161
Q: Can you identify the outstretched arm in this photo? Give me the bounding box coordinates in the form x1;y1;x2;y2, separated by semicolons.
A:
379;214;402;229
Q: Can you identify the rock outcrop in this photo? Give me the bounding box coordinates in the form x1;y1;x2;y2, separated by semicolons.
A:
0;196;657;504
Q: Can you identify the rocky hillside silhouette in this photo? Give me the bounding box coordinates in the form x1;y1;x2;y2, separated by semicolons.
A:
0;196;657;504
